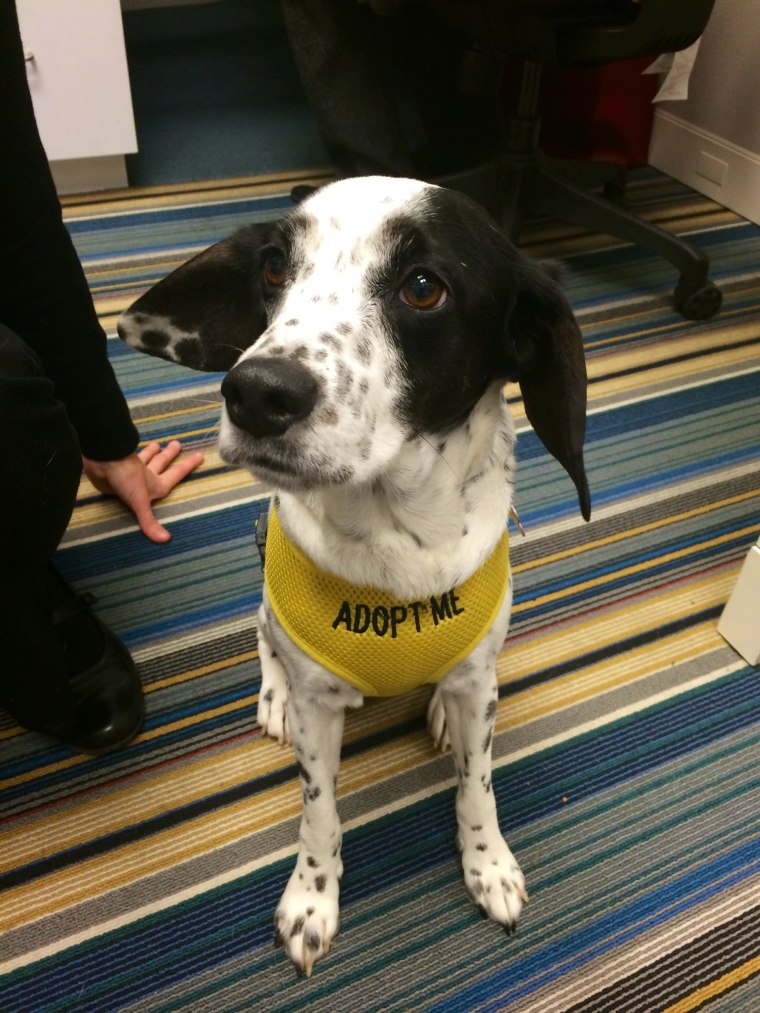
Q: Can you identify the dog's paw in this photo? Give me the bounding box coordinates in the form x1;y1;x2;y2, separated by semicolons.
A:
460;834;528;934
257;664;289;745
257;644;290;746
427;685;450;753
274;866;341;976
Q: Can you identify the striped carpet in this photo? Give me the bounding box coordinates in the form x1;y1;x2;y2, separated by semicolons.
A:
1;170;759;1012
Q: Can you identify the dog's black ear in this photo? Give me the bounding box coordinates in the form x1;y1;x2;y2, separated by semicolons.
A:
503;259;591;520
117;225;268;372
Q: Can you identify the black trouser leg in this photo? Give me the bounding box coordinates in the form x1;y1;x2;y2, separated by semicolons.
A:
0;324;82;731
280;0;415;176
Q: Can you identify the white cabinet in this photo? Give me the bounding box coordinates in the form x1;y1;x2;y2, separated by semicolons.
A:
17;0;138;192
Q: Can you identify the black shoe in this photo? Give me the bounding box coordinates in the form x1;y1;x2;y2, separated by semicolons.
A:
1;564;145;755
47;581;145;756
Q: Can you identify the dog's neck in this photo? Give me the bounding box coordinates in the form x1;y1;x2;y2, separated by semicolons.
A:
276;383;515;599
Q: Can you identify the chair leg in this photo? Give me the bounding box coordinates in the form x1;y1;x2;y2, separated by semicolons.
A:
498;163;527;242
529;164;723;318
532;165;709;283
436;161;504;221
546;158;627;202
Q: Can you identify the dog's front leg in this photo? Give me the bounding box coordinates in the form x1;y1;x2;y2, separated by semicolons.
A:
438;652;528;935
275;685;346;976
256;603;290;745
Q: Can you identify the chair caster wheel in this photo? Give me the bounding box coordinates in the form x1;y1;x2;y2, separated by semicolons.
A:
674;278;722;320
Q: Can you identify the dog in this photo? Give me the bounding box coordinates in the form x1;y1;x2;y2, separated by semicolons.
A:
118;176;590;976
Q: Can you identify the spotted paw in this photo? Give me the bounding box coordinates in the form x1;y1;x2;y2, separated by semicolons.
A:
257;666;289;745
461;835;527;934
274;868;341;976
257;608;290;745
427;685;450;753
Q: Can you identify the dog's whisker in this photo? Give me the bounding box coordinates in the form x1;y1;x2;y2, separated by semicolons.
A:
421;434;457;477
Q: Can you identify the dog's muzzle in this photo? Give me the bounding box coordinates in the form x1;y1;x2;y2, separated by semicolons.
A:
221;356;319;438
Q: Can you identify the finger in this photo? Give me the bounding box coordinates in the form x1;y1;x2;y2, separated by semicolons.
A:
140;514;171;543
131;488;171;542
137;442;163;465
144;440;184;474
149;452;204;496
144;441;182;468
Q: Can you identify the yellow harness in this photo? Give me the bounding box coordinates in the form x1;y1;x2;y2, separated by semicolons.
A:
264;508;510;697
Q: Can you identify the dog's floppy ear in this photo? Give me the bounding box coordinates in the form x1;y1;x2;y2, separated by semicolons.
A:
117;225;268;372
502;259;591;520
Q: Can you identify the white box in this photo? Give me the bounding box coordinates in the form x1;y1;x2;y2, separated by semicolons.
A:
718;539;760;665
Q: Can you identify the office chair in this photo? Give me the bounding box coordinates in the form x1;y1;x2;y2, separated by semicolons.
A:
417;0;722;319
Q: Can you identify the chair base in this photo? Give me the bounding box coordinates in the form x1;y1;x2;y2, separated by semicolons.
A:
438;149;722;320
435;52;722;321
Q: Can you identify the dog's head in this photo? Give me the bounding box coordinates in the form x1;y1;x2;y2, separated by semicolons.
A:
119;177;590;518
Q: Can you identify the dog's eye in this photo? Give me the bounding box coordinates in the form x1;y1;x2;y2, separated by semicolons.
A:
399;271;448;310
263;251;289;287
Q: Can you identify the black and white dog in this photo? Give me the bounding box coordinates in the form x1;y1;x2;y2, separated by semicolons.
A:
119;176;590;976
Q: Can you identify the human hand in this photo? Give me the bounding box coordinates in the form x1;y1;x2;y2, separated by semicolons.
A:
83;440;204;543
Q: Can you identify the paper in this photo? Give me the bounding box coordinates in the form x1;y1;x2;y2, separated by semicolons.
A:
644;39;702;102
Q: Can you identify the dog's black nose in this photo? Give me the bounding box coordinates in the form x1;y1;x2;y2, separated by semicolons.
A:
222;357;319;438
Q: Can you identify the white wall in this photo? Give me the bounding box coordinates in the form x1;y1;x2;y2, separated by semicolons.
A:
649;0;760;225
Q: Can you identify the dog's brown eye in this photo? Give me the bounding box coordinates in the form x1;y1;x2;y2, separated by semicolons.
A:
400;271;447;310
264;251;289;287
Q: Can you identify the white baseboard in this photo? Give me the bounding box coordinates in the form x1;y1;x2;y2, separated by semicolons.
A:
650;110;760;226
50;155;129;195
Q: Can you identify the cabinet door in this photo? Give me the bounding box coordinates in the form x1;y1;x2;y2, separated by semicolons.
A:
17;0;137;161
